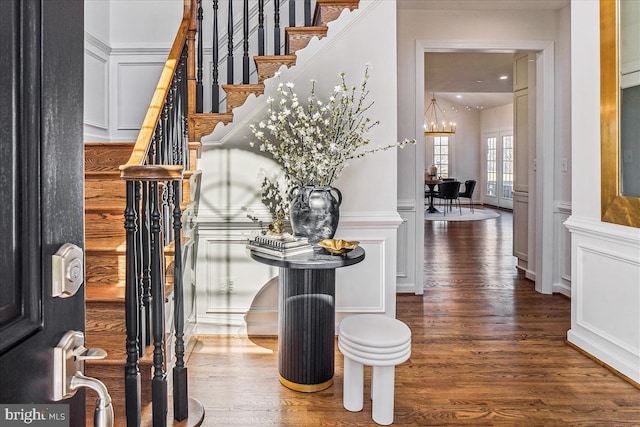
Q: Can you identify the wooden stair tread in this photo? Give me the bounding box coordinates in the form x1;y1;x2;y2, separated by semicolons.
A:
189;112;233;142
313;0;360;26
85;236;127;251
86;281;174;300
285;26;328;34
254;55;297;83
222;84;265;113
86;236;184;252
85;170;122;178
285;26;328;55
253;54;297;63
86;283;127;301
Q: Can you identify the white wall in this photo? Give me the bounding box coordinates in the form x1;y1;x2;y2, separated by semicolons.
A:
194;0;403;334
565;0;640;384
396;5;572;295
84;0;181;142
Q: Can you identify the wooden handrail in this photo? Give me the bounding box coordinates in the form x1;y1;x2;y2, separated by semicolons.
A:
120;2;193;180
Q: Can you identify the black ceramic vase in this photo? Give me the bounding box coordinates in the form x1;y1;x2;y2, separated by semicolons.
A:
289;186;342;244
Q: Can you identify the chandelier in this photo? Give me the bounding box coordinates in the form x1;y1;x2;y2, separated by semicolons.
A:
423;93;456;136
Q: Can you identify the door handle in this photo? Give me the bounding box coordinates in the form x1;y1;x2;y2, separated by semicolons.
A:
53;331;114;427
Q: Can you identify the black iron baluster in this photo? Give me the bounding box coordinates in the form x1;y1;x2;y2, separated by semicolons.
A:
227;0;234;84
172;180;188;421
258;0;265;56
274;0;281;55
134;181;146;358
242;0;249;83
289;0;295;27
124;180;141;427
141;180;152;348
196;0;203;113
212;0;219;112
159;104;169;165
304;0;311;26
150;180;167;427
180;46;188;170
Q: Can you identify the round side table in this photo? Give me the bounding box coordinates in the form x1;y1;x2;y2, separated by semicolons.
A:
249;246;365;392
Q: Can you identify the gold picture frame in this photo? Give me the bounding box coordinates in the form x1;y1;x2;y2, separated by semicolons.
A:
600;0;640;228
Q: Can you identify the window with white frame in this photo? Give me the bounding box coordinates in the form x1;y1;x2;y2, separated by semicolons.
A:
433;136;449;178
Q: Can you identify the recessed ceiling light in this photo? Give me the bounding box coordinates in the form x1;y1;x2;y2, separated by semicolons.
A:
456;95;462;99
499;75;509;80
476;80;483;83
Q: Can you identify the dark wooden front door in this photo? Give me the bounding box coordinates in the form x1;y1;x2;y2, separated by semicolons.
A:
0;1;85;425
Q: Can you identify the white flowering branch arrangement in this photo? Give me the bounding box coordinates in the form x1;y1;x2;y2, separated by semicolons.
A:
249;65;415;219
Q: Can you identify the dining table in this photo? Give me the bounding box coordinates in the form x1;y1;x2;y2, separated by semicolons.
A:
425;177;441;213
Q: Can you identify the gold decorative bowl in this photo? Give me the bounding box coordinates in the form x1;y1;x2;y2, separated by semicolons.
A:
317;239;359;255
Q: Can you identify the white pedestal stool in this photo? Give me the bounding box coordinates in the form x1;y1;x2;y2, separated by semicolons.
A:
338;314;411;425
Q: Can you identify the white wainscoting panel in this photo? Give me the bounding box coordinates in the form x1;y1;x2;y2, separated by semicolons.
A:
396;199;416;294
554;201;572;296
565;216;640;384
513;190;529;271
193;211;401;335
116;61;165;131
84;34;110;141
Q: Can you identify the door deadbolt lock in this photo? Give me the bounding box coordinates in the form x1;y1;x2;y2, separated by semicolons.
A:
52;243;84;298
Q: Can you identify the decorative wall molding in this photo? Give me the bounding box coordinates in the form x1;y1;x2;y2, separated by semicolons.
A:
553;199;572;296
84;32;110;141
565;216;640;247
396;208;416;294
84;32;111;55
194;221;396;335
84;49;109;130
566;215;640;383
109;45;171;56
115;61;165;131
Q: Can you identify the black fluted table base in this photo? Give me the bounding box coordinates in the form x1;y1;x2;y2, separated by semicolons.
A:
278;268;336;392
248;246;365;393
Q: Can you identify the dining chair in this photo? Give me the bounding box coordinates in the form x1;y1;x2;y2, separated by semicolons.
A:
458;180;477;213
434;180;461;216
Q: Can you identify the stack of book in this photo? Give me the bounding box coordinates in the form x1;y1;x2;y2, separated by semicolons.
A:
247;233;314;257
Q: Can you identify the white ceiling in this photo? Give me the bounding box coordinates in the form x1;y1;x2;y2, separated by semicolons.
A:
398;0;569;11
425;52;516;110
402;0;570;110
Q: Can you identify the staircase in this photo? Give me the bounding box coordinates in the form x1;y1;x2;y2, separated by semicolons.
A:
83;0;358;425
188;0;360;142
84;142;201;426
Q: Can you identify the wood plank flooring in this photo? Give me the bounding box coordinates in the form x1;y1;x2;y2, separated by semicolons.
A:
184;208;640;426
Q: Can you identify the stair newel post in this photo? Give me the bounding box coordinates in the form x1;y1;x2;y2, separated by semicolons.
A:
226;0;234;84
171;180;188;421
304;0;311;26
124;180;142;427
258;0;265;55
150;179;168;427
196;0;203;113
274;0;281;55
289;0;295;28
211;0;219;113
134;180;147;358
242;0;249;84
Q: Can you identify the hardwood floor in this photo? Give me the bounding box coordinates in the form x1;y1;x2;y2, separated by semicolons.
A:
185;208;640;426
